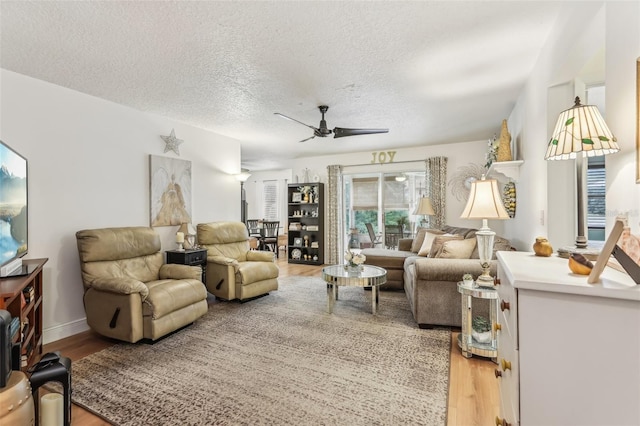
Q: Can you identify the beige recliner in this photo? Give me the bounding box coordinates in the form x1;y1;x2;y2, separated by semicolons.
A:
197;221;279;301
76;226;208;343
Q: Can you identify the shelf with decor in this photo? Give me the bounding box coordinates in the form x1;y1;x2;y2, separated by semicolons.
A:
487;160;523;183
288;183;324;265
0;258;47;371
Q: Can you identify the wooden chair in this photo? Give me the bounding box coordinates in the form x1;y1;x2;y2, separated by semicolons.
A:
246;219;261;238
260;221;280;257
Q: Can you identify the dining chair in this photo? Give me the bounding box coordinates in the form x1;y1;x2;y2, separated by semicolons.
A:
260;221;280;257
246;219;261;237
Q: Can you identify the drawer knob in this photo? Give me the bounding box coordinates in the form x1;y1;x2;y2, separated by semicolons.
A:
494;277;501;286
495;416;511;426
494;323;502;332
501;359;512;371
494;369;502;378
500;300;510;312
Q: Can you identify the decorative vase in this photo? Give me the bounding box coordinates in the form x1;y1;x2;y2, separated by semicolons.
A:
345;264;362;275
348;228;360;249
496;119;513;162
533;237;553;257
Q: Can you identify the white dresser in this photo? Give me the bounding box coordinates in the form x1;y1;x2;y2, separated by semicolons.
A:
496;251;640;426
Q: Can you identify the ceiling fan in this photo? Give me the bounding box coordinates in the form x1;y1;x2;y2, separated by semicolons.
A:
274;105;389;143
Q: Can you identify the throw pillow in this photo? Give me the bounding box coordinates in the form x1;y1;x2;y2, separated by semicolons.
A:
435;237;477;259
417;230;447;256
411;227;428;253
428;234;464;258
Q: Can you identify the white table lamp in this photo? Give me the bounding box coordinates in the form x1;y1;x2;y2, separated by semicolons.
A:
460;176;510;285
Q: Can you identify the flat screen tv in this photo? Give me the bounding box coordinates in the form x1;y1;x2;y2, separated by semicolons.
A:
0;140;28;276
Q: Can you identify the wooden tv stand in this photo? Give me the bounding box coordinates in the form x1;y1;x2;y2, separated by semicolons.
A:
0;258;48;371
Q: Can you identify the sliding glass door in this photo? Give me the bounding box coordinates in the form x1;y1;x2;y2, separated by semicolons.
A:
343;171;426;250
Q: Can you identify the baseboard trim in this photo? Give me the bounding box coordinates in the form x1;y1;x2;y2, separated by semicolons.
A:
43;317;90;345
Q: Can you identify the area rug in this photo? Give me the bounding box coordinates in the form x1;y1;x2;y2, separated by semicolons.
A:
67;276;451;425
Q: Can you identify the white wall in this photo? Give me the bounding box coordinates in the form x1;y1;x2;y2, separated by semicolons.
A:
0;70;241;343
505;1;639;250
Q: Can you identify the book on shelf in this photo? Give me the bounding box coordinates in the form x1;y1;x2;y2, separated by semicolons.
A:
288;222;302;231
20;341;33;366
10;316;20;339
22;285;35;304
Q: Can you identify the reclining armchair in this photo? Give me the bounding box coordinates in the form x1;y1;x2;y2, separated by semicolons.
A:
76;226;208;342
197;221;279;301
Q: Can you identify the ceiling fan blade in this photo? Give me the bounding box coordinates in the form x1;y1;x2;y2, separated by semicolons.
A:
274;112;318;131
332;127;389;139
298;135;317;143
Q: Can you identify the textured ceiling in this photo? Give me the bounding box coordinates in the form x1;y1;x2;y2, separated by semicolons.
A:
1;1;566;171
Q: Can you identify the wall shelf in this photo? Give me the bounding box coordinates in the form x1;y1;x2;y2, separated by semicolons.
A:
487;160;524;182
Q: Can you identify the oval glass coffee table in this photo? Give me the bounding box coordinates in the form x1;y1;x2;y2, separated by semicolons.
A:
322;265;387;314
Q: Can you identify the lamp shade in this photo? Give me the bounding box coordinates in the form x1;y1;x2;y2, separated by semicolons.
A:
545;97;619;161
413;197;435;216
234;171;251;182
460;177;509;220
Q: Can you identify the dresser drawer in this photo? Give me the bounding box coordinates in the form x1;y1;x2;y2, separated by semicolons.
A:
497;267;518;349
497;326;519;425
184;250;206;264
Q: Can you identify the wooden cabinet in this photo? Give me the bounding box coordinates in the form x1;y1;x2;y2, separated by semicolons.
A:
166;248;208;283
496;251;639;426
0;258;47;371
287;183;324;265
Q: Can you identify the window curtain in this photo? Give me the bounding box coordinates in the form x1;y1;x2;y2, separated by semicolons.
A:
425;157;447;229
326;165;343;264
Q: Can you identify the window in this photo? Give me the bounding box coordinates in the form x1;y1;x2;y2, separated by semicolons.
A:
587;158;605;241
262;180;279;220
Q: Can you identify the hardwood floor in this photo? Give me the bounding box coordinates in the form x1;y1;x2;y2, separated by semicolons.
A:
43;256;499;425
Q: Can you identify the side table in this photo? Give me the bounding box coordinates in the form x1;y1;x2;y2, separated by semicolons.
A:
166;248;208;283
457;281;498;363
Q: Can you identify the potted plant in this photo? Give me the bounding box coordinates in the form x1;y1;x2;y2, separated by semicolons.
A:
345;249;366;273
462;273;474;287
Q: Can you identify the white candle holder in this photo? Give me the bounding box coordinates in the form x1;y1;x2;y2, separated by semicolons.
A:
176;242;184;251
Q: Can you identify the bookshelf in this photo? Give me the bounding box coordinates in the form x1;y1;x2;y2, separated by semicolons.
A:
0;258;47;370
287;183;324;265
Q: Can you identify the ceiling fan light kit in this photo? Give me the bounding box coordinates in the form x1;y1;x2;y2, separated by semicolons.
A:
275;105;389;143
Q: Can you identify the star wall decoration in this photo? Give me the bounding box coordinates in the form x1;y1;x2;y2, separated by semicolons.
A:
160;129;183;156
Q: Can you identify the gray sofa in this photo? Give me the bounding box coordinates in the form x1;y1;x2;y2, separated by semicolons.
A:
361;225;510;328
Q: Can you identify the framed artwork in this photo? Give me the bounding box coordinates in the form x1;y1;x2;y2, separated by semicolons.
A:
293;237;302;246
588;218;640;284
149;155;192;227
636;58;639;183
292;192;302;202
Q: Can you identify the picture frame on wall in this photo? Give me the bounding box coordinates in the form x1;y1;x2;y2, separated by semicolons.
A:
149;155;192;226
588;218;640;284
292;192;302;202
636;58;639;183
